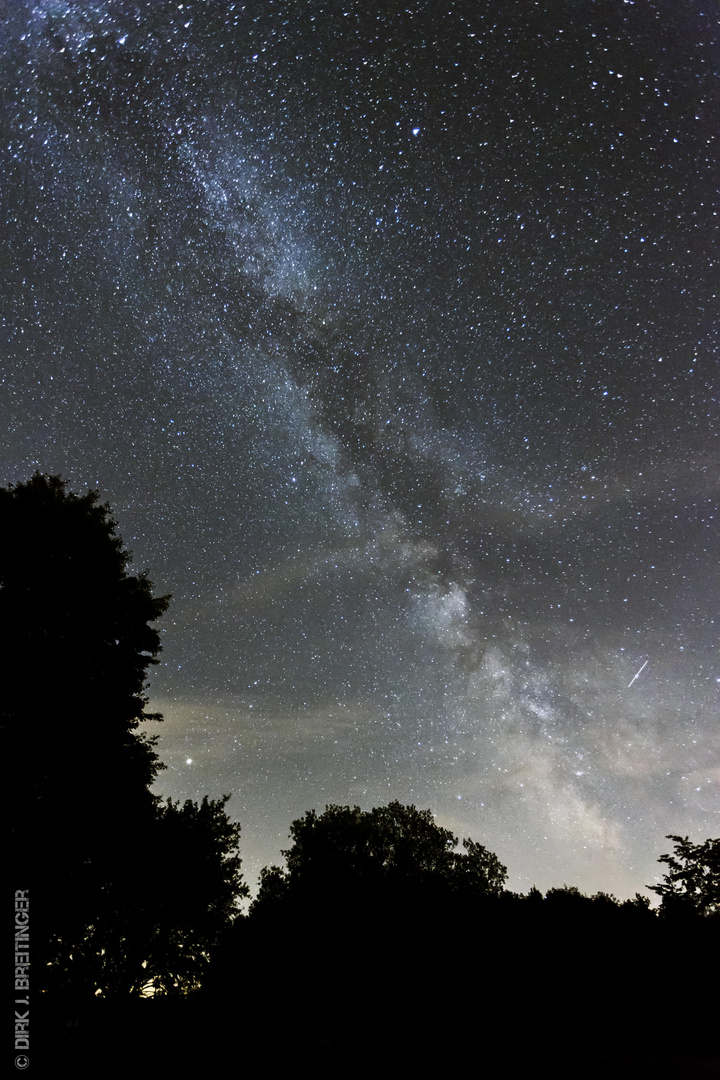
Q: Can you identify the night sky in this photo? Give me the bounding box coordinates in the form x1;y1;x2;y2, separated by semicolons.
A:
2;0;719;899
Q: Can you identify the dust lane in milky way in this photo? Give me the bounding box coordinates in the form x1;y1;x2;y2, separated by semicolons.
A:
1;0;718;896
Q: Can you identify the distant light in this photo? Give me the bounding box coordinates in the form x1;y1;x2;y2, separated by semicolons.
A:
186;758;193;765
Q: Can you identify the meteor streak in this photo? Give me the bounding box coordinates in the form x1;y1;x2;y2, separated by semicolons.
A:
627;660;648;688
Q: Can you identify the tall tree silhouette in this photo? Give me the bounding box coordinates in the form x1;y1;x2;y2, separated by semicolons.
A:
2;473;246;995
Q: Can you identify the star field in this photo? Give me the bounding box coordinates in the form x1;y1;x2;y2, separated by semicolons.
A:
2;0;719;898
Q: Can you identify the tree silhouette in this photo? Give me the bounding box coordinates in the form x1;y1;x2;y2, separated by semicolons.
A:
648;834;720;917
2;472;167;817
71;794;248;996
252;800;506;915
2;473;246;995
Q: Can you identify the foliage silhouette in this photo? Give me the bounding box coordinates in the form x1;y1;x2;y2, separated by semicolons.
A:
251;800;507;920
69;794;248;996
3;473;246;996
648;834;720;917
207;828;718;1079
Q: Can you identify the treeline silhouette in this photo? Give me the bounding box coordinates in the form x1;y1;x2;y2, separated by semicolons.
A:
208;809;720;1078
5;475;719;1078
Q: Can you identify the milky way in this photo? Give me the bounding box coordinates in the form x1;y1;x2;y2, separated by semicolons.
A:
2;0;719;897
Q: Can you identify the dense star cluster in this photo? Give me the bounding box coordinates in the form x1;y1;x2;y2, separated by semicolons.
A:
2;0;718;897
